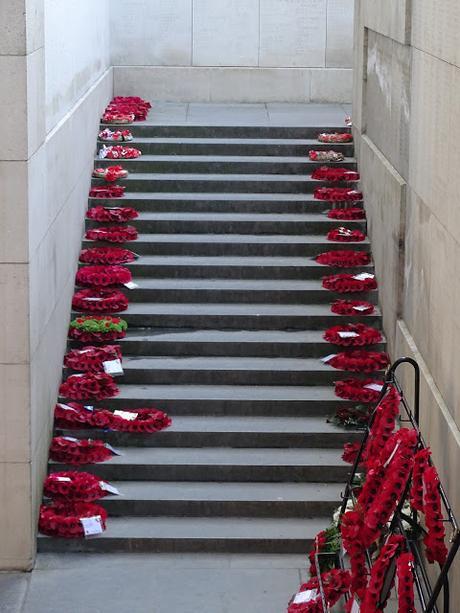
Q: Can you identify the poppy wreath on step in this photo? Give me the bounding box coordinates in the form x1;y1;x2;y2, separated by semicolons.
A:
64;345;122;373
106;96;151;121
92;166;128;182
342;441;363;465
327;227;366;242
316;250;370;268
340;511;368;600
39;501;108;538
109;408;172;433
322;273;377;293
86;206;139;223
361;535;405;612
98;128;133;142
334;378;384;403
43;471;112;502
99;145;142;159
54;402;113;430
309;150;345;162
324;324;382;347
85;225;138;243
288;569;351;613
68;316;128;342
49;436;117;465
101;111;135;124
89;185;125;198
311;166;360;182
324;350;389;372
327;207;366;220
76;265;132;288
330;405;371;429
314;187;363;202
318;132;353;143
79;247;137;266
72;288;129;313
330;299;375;316
59;372;119;401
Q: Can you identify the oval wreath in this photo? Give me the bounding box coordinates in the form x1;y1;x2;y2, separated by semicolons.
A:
89;185;125;199
327;207;365;220
327;227;366;242
85;225;138;243
92;165;128;182
334;378;384;403
323;273;377;294
316;250;370;268
76;265;132;288
311;166;359;182
318;132;353;143
54;402;113;430
43;471;110;502
330;299;375;315
86;206;138;223
309;150;344;162
109;408;172;433
101;145;142;159
314;187;363;202
72;289;129;313
39;501;108;538
325;350;389;372
79;247;136;266
49;436;116;464
68;316;128;342
64;345;122;373
59;372;119;400
324;324;382;347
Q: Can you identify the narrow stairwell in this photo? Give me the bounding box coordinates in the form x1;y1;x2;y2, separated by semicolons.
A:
39;116;384;554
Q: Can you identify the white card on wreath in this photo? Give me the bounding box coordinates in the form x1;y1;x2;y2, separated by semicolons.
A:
104;443;122;456
352;273;374;281
364;383;384;392
114;410;138;421
321;354;337;363
99;481;121;496
338;331;359;338
103;359;124;376
80;515;104;537
293;589;318;604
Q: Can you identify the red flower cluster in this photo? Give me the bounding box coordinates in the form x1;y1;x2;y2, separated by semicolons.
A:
99;129;132;142
79;247;136;265
86;206;138;222
316;250;370;268
68;316;128;343
104;96;151;121
85;225;138;243
327;227;366;242
325;350;389;372
72;288;129;313
397;552;416;613
49;437;116;464
110;409;172;433
361;535;404;612
89;185;125;198
39;501;108;538
334;378;384;403
342;441;362;465
330;299;375;315
311;166;359;182
324;324;382;347
410;448;431;512
318;132;353;143
309;150;344;162
322;273;377;293
92;166;128;182
288;570;351;613
101;145;142;159
54;402;112;429
423;466;448;565
340;511;368;599
363;386;401;467
64;345;122;373
44;471;110;502
327;207;365;220
59;372;119;400
76;265;132;288
314;188;363;202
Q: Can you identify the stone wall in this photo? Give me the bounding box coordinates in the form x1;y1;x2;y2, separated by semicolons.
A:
353;0;460;601
111;0;354;102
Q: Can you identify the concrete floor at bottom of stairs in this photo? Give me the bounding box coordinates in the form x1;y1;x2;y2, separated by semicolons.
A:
0;553;308;613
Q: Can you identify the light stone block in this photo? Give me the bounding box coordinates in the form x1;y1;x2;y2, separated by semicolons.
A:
259;0;327;68
310;68;352;102
0;55;28;160
362;0;411;45
351;0;365;133
0;0;26;55
412;0;460;69
0;364;30;463
210;68;311;102
0;264;29;364
193;0;259;67
0;161;29;263
26;0;44;53
26;47;46;158
110;0;192;66
326;0;354;68
115;66;212;101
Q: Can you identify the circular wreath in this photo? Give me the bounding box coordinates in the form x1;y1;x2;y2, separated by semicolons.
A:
92;165;128;182
89;185;125;199
85;225;138;243
318;132;353;143
309;150;344;162
324;324;382;347
101;145;142;159
54;402;113;430
314;187;363;202
316;250;370;268
102;111;135;124
99;128;133;142
325;350;389;372
327;227;366;242
68;316;128;342
110;408;172;433
59;372;119;400
86;206;138;223
322;273;377;293
330;299;375;315
76;265;132;288
64;345;122;373
107;96;151;121
44;471;110;502
49;437;116;464
361;536;404;611
72;289;129;313
334;378;384;403
39;501;108;538
342;441;362;465
311;166;359;182
327;207;365;220
79;247;136;265
288;569;351;613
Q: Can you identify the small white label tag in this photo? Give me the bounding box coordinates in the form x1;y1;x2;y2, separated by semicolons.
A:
293;590;318;604
321;354;337;363
99;481;121;496
104;443;122;456
384;441;401;468
124;281;139;290
114;410;138;421
80;515;104;537
338;331;359;339
337;227;352;235
57;403;78;412
351;598;360;613
84;297;104;302
53;476;72;482
364;383;384;392
77;348;93;354
84;405;94;412
353;273;374;281
62;436;79;443
353;305;369;312
103;359;124;376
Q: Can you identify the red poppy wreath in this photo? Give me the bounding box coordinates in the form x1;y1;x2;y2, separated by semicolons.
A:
64;345;122;373
68;316;128;342
318;132;353;143
86;206;138;222
316;251;370;268
288;569;351;613
109;408;172;433
361;535;405;613
85;225;138;243
43;471;113;502
334;378;384;403
76;265;132;288
72;289;129;313
311;166;359;182
309;150;344;162
100;145;142;159
79;247;137;266
322;273;377;293
324;324;382;347
327;227;366;242
330;299;375;315
323;350;389;372
39;501;108;538
327;207;365;220
54;402;113;430
49;436;117;464
92;165;128;182
314;187;363;202
396;552;416;613
59;372;119;400
89;185;125;199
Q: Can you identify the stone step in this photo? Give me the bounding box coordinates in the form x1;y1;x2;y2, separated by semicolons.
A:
94;154;357;175
37;515;332;553
69;328;384;358
49;447;350;482
64;383;369;417
72;301;380;330
55;415;361;448
96;136;354;157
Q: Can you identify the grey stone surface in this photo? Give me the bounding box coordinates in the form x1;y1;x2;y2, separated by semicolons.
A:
0;573;28;613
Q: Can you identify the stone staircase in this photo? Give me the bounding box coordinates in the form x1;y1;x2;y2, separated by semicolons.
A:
38;120;383;554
